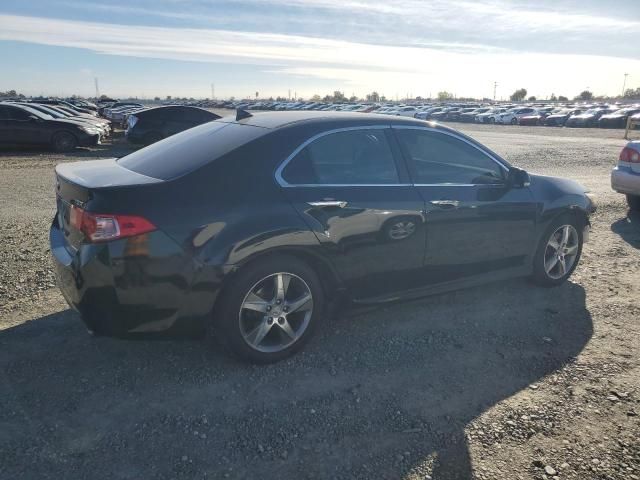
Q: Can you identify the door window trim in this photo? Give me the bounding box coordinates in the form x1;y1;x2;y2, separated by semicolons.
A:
274;125;411;188
391;125;510;186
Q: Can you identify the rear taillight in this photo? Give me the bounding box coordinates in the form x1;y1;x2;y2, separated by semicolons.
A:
620;147;640;164
70;206;156;242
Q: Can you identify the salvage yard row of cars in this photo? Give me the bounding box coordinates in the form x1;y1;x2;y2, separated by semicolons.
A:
225;100;640;128
1;96;639;152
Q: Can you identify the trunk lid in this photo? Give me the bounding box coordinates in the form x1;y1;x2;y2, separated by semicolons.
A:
55;159;162;250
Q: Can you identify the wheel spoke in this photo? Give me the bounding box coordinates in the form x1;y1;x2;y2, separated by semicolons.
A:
560;226;570;246
545;255;559;273
558;257;567;275
547;237;561;250
242;292;271;313
565;244;578;256
286;293;312;313
246;320;272;347
275;274;291;301
278;318;296;340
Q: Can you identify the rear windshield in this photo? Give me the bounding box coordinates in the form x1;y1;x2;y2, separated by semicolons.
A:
117;121;267;180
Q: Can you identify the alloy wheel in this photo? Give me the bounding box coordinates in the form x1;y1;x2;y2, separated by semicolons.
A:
544;225;579;280
239;272;313;353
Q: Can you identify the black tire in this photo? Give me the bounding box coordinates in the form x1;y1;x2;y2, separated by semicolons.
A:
531;214;584;287
510;118;518;125
211;255;324;363
627;194;640;211
489;117;495;124
52;132;78;152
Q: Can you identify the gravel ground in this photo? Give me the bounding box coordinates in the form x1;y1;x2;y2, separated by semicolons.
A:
0;123;639;480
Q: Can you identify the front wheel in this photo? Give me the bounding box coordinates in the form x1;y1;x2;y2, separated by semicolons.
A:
627;194;640;211
212;256;324;363
531;215;583;287
510;118;518;125
52;132;78;152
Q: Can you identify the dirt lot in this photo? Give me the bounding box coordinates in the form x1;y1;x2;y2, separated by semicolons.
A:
0;123;639;480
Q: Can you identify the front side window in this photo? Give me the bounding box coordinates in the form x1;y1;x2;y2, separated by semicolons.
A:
281;129;400;185
395;129;505;185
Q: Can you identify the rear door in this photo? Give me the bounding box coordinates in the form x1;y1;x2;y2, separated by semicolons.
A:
277;126;427;299
393;126;537;283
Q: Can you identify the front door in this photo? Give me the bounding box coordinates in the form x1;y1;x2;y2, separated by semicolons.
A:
277;126;426;299
393;126;537;284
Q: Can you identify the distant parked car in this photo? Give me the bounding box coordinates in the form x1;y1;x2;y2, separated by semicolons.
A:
14;102;110;138
460;107;490;123
414;107;443;120
497;107;537;125
611;141;640;210
101;102;144;119
391;106;419;117
447;108;477;122
518;111;551;126
0;103;100;151
565;108;614;128
476;108;508;124
598;107;640;129
125;106;221;145
544;108;583;126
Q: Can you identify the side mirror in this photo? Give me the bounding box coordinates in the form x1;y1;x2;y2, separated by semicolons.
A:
28;115;40;122
508;167;531;188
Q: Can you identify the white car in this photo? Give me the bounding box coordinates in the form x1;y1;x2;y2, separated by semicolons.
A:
497;107;538;125
611;141;640;210
476;107;508;124
391;106;419;117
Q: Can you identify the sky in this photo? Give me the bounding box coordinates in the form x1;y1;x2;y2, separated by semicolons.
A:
1;0;639;100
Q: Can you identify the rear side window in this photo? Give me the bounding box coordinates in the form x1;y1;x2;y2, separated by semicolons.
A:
281;129;399;185
117;121;267;180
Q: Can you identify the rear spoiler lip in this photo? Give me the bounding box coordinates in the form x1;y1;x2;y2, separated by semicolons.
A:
55;158;163;189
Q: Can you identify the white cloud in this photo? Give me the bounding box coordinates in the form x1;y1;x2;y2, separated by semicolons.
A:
0;13;638;98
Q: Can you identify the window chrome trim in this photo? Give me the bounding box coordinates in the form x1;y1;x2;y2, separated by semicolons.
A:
390;125;510;173
275;125;398;187
274;124;510;188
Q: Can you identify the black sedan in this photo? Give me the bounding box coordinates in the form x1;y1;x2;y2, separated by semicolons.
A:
50;111;595;363
125;105;221;145
598;107;640;129
544;108;583;126
0;103;101;151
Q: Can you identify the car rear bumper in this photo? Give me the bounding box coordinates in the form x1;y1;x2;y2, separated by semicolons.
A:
611;165;640;196
49;218;221;337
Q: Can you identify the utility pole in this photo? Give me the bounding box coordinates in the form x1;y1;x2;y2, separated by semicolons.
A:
622;73;629;97
211;83;215;100
94;77;100;99
288;89;291;100
493;81;498;102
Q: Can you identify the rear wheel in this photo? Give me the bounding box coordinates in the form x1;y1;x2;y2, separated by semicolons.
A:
52;132;78;152
510;118;518;125
212;255;324;363
627;194;640;211
489;117;495;124
531;215;583;287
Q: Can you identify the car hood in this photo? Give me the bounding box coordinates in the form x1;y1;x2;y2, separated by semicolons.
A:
600;113;624;119
547;113;569;118
529;172;587;195
569;114;594;120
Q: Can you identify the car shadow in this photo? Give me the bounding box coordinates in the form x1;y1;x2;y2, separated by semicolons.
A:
610;209;640;249
0;279;592;479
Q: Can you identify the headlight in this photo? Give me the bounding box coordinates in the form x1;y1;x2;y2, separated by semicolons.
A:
80;126;100;134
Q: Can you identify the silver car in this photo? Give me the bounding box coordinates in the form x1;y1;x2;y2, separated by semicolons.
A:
611;141;640;210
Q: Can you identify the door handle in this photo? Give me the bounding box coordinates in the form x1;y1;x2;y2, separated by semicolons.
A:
430;200;460;208
307;201;348;208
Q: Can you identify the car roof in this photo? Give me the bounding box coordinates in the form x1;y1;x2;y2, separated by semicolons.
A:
218;110;459;133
